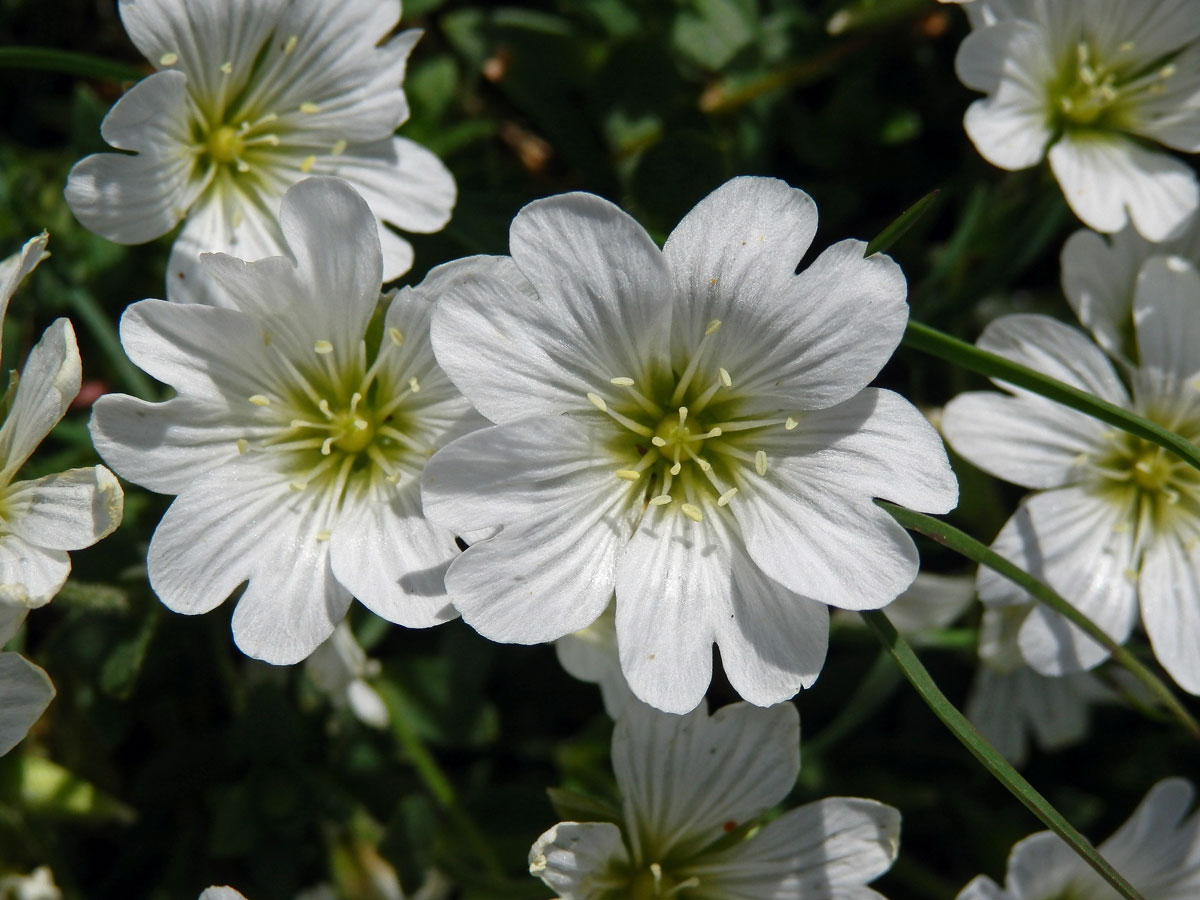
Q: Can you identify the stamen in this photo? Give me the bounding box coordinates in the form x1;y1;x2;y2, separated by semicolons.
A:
711;416;787;433
719;368;732;387
679;406;688;426
236;439;249;454
389;327;405;347
408;376;421;393
610;377;635;387
616;469;642;481
586;391;654;437
316;530;332;542
249;394;270;407
609;376;663;416
755;450;768;476
651;436;668;447
300;155;316;173
705;319;722;336
299;102;322;114
321;437;335;455
318;399;335;419
284;34;299;53
649;495;673;506
378;425;433;456
671;322;721;406
331;139;347;156
680;503;704;522
159;52;179;66
587;392;607;412
219;61;233;75
314;340;334;354
717;487;738;506
785;416;799;430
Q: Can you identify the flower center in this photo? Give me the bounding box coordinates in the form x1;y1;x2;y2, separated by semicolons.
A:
629;864;698;899
1050;41;1177;131
586;319;798;524
206;125;245;164
239;326;431;527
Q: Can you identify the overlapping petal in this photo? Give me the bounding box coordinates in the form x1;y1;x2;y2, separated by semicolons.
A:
0;652;55;757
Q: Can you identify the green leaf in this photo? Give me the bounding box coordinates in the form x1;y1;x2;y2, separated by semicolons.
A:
865;189;939;257
877;500;1200;741
672;0;757;71
903;319;1200;474
861;610;1148;900
0;755;136;824
0;47;142;83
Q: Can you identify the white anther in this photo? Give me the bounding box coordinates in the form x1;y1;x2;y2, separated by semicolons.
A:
587;392;608;412
300;102;322;114
314;340;334;354
785;416;798;430
331;139;347;156
290;481;307;492
159;52;179;66
389;327;405;346
717;487;738;506
696;457;712;472
284;34;299;53
678;406;688;425
1160;64;1176;79
321;437;335;455
249;394;270;406
353;418;369;431
649;495;672;506
1117;41;1134;53
235;159;250;173
719;368;731;387
616;469;641;481
316;529;331;542
610;376;635;386
755;450;768;476
219;61;233;75
670;462;682;476
318;399;334;418
704;319;722;336
236;438;249;454
408;376;421;393
300;155;316;173
651;436;668;447
680;503;703;522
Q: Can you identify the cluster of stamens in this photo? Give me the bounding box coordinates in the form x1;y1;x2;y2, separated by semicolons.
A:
629;863;699;899
241;326;430;531
159;35;351;224
586;319;797;524
1053;40;1177;130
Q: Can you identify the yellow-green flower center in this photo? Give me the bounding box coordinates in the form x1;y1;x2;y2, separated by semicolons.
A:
206;124;245;164
1049;40;1177;132
586;319;798;524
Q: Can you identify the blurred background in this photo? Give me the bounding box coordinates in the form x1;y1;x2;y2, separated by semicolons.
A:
1;0;1197;897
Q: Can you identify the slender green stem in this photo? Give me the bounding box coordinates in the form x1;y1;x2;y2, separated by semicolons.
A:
878;501;1200;740
861;610;1148;900
0;47;142;82
60;285;158;400
376;682;506;879
903;319;1200;473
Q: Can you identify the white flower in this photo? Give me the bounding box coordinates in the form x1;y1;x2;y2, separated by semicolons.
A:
556;601;635;718
199;889;247;900
1061;212;1200;362
954;0;1200;240
957;777;1200;900
0;867;62;900
0;605;54;757
530;700;900;900
833;571;975;638
422;176;958;714
941;253;1200;693
89;178;482;664
305;620;389;728
65;0;455;306
0;234;124;608
966;605;1111;767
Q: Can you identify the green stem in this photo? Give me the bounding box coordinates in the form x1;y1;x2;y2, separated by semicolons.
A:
861;610;1148;900
0;47;142;82
375;682;506;879
60;285;158;400
878;501;1200;741
903;319;1200;473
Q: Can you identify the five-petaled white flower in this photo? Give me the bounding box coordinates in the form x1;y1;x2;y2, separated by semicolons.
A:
530;700;901;900
65;0;455;306
954;0;1200;240
957;777;1200;900
89;177;481;664
0;234;124;609
942;251;1200;694
421;176;958;714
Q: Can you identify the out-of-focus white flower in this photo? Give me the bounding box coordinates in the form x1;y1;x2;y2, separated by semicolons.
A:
423;176;958;714
65;0;455;306
0;867;62;900
1061;212;1200;362
942;253;1200;694
90;178;481;664
530;700;901;899
938;0;1022;30
833;571;975;638
966;605;1111;766
199;889;247;900
555;601;633;718
954;0;1200;240
0;235;124;609
305;621;389;728
958;777;1200;900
